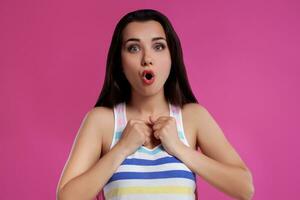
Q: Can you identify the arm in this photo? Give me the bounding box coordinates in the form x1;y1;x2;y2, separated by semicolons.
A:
56;108;127;200
175;104;254;200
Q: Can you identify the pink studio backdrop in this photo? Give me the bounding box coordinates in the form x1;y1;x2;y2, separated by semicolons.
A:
1;0;299;199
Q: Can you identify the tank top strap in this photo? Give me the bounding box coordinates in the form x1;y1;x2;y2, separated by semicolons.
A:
109;102;126;149
115;102;127;129
169;103;191;147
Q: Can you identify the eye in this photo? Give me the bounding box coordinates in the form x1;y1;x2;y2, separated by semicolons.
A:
127;44;140;53
154;43;166;51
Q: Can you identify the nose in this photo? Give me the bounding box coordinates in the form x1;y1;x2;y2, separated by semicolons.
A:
141;51;153;67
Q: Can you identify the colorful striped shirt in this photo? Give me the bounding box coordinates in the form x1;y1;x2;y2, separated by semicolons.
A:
102;102;196;200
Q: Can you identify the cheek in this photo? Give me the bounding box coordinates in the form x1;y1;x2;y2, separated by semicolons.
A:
158;48;171;66
121;52;140;68
157;53;172;79
162;65;171;81
121;53;140;84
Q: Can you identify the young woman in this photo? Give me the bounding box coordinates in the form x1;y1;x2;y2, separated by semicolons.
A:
57;9;254;200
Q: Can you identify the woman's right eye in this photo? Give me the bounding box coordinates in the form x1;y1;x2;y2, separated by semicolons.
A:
127;45;140;53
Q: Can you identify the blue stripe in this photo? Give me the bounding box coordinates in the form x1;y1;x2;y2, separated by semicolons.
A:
178;130;185;139
115;131;122;139
108;170;196;183
137;146;163;154
121;156;182;166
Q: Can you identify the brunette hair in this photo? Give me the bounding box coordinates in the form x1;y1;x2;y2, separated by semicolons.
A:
94;9;198;108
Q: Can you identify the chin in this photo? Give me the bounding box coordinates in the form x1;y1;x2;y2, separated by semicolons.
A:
141;87;164;97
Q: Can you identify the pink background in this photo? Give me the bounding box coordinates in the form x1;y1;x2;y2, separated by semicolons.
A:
1;0;299;199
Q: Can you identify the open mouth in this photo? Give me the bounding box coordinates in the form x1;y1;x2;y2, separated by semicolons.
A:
142;70;155;84
145;73;153;80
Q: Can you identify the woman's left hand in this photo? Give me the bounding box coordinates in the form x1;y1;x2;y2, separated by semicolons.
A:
149;115;184;156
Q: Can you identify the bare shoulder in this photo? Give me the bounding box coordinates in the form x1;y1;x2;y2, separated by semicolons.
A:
182;102;226;149
182;102;207;114
88;106;113;122
181;102;208;130
180;103;206;148
87;106;114;133
182;102;217;134
89;106;115;151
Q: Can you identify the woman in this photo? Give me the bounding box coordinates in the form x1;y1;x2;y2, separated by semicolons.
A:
57;9;254;200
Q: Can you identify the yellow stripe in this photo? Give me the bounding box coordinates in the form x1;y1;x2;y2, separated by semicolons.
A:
106;186;194;198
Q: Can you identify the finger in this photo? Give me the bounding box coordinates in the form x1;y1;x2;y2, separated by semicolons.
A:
153;131;159;139
151;115;166;124
154;116;169;122
152;121;164;131
150;115;156;124
145;119;153;127
130;119;148;125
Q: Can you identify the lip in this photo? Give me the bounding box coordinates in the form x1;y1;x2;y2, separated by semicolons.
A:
141;69;155;85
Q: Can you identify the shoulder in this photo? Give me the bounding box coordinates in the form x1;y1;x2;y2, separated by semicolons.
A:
87;106;113;120
181;103;211;131
181;102;208;127
182;103;209;119
182;102;207;112
83;106;114;135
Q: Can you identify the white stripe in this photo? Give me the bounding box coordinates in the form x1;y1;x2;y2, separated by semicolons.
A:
127;150;172;160
109;105;118;150
178;107;191;147
116;162;192;173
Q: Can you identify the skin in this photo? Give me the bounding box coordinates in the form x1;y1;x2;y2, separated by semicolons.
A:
56;20;255;200
121;21;171;100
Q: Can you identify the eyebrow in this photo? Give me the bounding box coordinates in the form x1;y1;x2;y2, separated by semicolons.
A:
123;37;166;45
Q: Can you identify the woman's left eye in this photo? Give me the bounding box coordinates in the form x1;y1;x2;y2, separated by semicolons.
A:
154;43;166;51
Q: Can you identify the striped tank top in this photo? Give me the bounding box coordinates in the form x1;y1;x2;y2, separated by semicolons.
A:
102;102;196;200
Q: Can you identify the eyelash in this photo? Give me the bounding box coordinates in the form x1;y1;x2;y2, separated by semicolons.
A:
127;43;166;53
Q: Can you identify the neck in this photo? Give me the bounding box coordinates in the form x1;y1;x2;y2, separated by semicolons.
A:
127;89;169;117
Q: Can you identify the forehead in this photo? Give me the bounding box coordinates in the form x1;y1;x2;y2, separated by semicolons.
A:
122;20;166;41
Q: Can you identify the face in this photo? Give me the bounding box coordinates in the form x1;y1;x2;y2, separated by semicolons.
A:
121;20;172;96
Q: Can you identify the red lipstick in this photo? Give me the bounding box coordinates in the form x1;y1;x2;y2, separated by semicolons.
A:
141;70;155;85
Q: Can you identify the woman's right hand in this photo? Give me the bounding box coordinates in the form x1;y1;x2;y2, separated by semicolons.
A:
116;119;153;156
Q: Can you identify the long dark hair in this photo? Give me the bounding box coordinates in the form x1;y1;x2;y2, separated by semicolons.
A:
94;9;198;108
